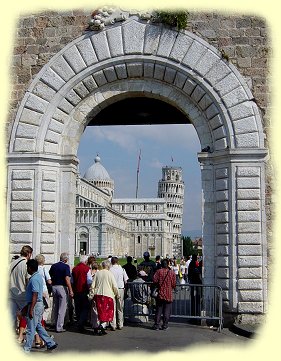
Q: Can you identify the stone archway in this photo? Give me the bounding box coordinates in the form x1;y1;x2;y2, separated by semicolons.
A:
7;17;268;319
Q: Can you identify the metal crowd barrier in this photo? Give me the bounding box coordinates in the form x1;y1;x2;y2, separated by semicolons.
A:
124;281;223;332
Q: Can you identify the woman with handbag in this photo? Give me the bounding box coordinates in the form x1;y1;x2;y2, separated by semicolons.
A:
152;258;176;330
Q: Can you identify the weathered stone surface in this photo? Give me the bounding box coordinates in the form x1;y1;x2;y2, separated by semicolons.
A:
236;167;260;177
238;267;262;278
77;38;98;66
235;132;260;148
238;290;263;302
238;256;262;267
41;67;66;91
91;31;111;60
163;67;176;84
194;49;220;76
216;234;230;245
216;190;229;201
205;103;220;120
12;170;34;180
174;72;187;89
237;200;260;210
216;211;229;223
12;179;34;191
106;26;124;57
237;233;261;244
65;89;82;106
143;24;161;55
7;13;270;320
215;168;228;179
44;142;59;154
237;222;261;233
10;233;33;244
123;20;145;55
216;223;229;233
127;62;143;78
11;211;33;221
103;66;118;82
216;202;229;212
41;222;56;233
41;202;56;211
170;33;192;63
237;189;260;200
216;267;230;278
228;101;255;121
11;201;33;211
237;210;261;222
157;28;177;58
40;243;57;253
183;78;197;95
233;116;258;134
238;245;262;256
41;233;56;243
214;137;228;150
238;279;263;290
182;39;206;69
52;56;76;81
10;221;33;232
63;45;87;73
216;245;229;256
93;70;107;87
42;211;56;222
33;81;57;102
237;177;260;189
73;82;89;98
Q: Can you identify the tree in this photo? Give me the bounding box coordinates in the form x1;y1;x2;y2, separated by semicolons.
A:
182;235;195;257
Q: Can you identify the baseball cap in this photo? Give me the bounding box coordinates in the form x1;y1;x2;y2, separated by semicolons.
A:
143;251;150;257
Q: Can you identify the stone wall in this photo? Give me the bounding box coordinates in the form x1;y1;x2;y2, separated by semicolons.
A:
7;9;273;277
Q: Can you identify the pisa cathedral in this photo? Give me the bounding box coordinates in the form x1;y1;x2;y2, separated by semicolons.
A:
76;155;185;258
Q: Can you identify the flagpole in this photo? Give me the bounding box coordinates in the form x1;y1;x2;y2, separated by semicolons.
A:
136;149;141;198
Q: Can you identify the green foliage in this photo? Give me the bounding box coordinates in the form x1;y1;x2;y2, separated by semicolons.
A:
220;49;229;62
182;235;195;257
155;10;189;30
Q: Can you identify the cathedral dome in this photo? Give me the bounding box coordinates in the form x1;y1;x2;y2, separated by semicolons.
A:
84;155;111;181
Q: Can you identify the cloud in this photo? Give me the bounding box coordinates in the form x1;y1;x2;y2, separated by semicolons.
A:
149;158;164;169
85;124;201;153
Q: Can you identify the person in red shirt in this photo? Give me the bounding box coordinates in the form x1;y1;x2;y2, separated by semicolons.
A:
152;258;176;330
71;255;92;333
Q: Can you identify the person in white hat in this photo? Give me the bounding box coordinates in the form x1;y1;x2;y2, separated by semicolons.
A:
130;269;149;305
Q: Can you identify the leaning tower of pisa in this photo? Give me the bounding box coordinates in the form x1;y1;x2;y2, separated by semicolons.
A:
158;166;185;257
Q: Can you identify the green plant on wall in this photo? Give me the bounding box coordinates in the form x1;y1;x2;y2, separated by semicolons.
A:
155;10;189;30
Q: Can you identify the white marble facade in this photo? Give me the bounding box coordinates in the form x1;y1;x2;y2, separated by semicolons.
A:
7;13;268;320
75;155;184;258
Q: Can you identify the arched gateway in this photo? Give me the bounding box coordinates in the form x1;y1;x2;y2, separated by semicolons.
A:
7;14;268;321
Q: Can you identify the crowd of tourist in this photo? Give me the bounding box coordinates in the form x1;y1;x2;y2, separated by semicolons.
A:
9;246;203;352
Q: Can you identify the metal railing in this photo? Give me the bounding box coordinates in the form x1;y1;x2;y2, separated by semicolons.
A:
124;281;223;332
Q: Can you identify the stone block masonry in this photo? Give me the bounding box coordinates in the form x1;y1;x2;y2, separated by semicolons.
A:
6;9;270;323
8;11;272;241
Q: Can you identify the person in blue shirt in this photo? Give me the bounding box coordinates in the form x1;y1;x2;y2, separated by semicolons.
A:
22;259;58;353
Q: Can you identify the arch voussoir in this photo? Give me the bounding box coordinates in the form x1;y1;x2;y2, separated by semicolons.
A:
8;17;268;322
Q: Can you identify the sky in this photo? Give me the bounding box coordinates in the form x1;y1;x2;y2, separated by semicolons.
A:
77;123;202;234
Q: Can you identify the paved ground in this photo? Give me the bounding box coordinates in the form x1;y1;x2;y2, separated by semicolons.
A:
22;319;252;355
